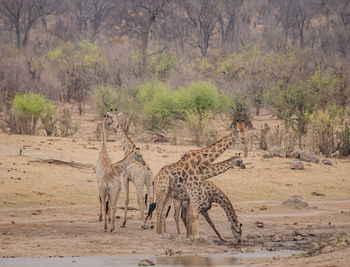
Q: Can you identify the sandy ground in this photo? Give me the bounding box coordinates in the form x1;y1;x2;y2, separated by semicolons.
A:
0;122;350;266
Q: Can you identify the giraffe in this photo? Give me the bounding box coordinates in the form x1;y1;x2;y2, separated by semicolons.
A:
149;155;244;239
104;111;154;229
174;180;242;241
172;155;244;239
99;148;145;232
95;120;112;221
151;120;245;240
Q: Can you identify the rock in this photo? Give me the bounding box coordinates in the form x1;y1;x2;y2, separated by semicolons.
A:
255;221;264;228
263;152;273;158
300;150;319;163
246;231;262;239
272;234;281;242
321;158;333;165
291;149;302;158
312;191;325;196
290;160;304;170
138;259;155;266
339;241;348;248
269;145;286;158
320;245;333;254
283;195;309;208
308;242;319;251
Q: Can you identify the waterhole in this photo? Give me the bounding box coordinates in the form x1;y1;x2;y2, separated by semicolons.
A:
0;250;303;267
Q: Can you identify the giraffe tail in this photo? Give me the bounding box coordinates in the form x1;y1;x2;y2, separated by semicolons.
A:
145;202;156;222
165;205;171;218
145;193;148;209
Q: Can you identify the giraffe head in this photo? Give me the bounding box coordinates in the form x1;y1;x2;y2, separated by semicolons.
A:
129;147;146;165
233;153;245;169
235;120;245;143
103;111;120;133
230;220;242;243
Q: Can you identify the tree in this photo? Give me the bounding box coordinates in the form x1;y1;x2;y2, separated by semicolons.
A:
175;81;222;145
12;92;51;135
116;0;172;75
0;0;60;48
48;41;108;115
269;81;317;148
71;0;115;41
138;79;175;130
183;0;218;57
217;0;243;49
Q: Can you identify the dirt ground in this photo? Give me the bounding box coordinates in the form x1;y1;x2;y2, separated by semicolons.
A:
0;113;350;266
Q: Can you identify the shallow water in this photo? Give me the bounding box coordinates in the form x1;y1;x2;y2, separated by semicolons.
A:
0;250;302;267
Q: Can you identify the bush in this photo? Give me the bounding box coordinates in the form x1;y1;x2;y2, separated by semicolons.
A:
12;93;50;135
58;107;78;137
138;80;175;130
229;96;253;129
40;102;57;136
90;85;119;116
175;81;223;146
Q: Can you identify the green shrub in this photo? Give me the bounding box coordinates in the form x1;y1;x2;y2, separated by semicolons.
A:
138;80;175;130
175;81;222;146
12;93;50;135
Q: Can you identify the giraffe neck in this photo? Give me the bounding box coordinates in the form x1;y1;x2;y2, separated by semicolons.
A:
99;122;110;159
200;156;239;180
208;182;239;229
188;131;236;166
111;150;135;173
113;117;136;155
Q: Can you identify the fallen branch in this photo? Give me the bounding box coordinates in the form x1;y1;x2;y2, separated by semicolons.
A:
29;158;95;170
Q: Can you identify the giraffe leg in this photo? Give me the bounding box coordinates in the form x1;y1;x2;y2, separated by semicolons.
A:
156;191;169;234
121;177;129;228
135;184;146;229
110;184;121;233
187;195;200;240
145;174;154;228
202;211;224;241
98;195;102;221
101;192;108;232
180;203;188;232
173;199;181;235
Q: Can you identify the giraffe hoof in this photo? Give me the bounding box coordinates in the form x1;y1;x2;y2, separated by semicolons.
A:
120;225;126;228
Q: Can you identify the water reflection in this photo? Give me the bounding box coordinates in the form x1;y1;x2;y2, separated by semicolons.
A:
157;251;302;266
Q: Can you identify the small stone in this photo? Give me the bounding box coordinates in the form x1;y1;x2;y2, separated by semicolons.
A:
312;191;325;196
339;241;348;248
138;259;155;266
300;150;319;163
290;160;304;170
283;195;309;208
320;245;333;254
321;158;333;165
246;231;262;239
272;234;281;242
308;242;319;251
255;221;264;228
